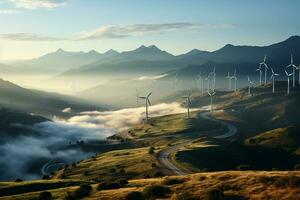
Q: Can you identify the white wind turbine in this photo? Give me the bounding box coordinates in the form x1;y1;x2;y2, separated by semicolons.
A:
205;73;211;91
270;68;279;93
211;67;216;91
286;55;298;88
173;73;178;91
182;92;192;118
285;70;293;95
247;76;254;96
259;55;269;85
197;72;204;95
139;92;152;122
135;89;139;106
226;72;232;90
232;69;238;91
299;64;300;85
207;90;216;112
256;66;263;85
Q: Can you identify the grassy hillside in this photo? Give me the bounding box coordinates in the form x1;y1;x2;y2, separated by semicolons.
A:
1;171;299;200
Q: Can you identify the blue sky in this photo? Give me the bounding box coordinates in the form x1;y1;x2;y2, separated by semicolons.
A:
0;0;299;60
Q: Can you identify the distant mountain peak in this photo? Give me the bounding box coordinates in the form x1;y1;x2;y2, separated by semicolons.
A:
104;49;119;54
87;50;100;55
56;48;65;53
284;35;300;43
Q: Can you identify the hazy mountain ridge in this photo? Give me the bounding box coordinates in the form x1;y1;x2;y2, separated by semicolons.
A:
0;78;106;118
61;36;300;77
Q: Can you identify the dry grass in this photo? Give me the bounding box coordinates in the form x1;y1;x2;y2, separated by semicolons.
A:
1;171;299;200
56;147;160;181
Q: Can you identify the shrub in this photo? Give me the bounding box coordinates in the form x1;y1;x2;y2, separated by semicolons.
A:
236;165;251;171
38;191;52;200
96;182;121;190
154;171;164;177
118;178;128;186
171;191;197;200
205;187;225;200
14;178;23;182
42;175;50;180
163;178;185;185
125;191;143;200
149;147;155;154
64;192;76;200
79;183;92;191
274;176;300;187
294;163;300;171
199;176;206;181
143;185;171;198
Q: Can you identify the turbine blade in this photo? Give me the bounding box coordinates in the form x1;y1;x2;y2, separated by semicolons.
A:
147;92;152;98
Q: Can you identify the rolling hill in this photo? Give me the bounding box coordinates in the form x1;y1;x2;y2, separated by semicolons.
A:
0;78;106;118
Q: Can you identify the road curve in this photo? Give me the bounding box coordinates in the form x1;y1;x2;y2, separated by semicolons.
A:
158;110;237;175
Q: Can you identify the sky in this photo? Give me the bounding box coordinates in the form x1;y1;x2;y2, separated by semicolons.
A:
0;0;299;60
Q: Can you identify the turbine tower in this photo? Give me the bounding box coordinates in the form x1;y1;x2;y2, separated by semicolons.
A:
139;92;152;122
135;88;139;106
197;72;204;95
182;92;192;118
232;69;238;91
285;70;293;95
270;68;279;93
286;55;298;87
256;66;263;85
226;72;232;90
173;73;178;91
247;76;254;96
211;67;216;91
207;90;216;112
205;73;211;91
259;55;269;85
286;55;298;88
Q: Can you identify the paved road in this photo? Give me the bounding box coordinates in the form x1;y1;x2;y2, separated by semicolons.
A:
158;110;237;175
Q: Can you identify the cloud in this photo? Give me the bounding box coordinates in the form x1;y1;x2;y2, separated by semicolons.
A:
0;9;20;14
0;22;235;42
0;33;65;41
7;0;67;9
73;23;236;41
137;74;168;81
0;102;197;181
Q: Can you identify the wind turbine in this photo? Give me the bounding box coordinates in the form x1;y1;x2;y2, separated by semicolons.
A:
256;66;263;85
270;68;279;93
226;72;232;90
139;92;152;122
286;55;298;88
173;73;178;91
285;70;293;95
259;55;269;85
197;72;204;95
135;89;139;106
232;69;237;91
247;76;254;96
182;92;192;118
299;64;300;85
207;90;216;112
205;73;211;91
211;67;216;91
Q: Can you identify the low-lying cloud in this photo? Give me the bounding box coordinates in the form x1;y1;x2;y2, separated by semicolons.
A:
0;102;193;181
137;74;168;81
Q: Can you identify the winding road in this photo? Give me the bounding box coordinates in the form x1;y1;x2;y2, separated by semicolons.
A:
158;110;237;175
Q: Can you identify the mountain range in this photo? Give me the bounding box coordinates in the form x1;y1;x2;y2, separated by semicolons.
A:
59;36;300;78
